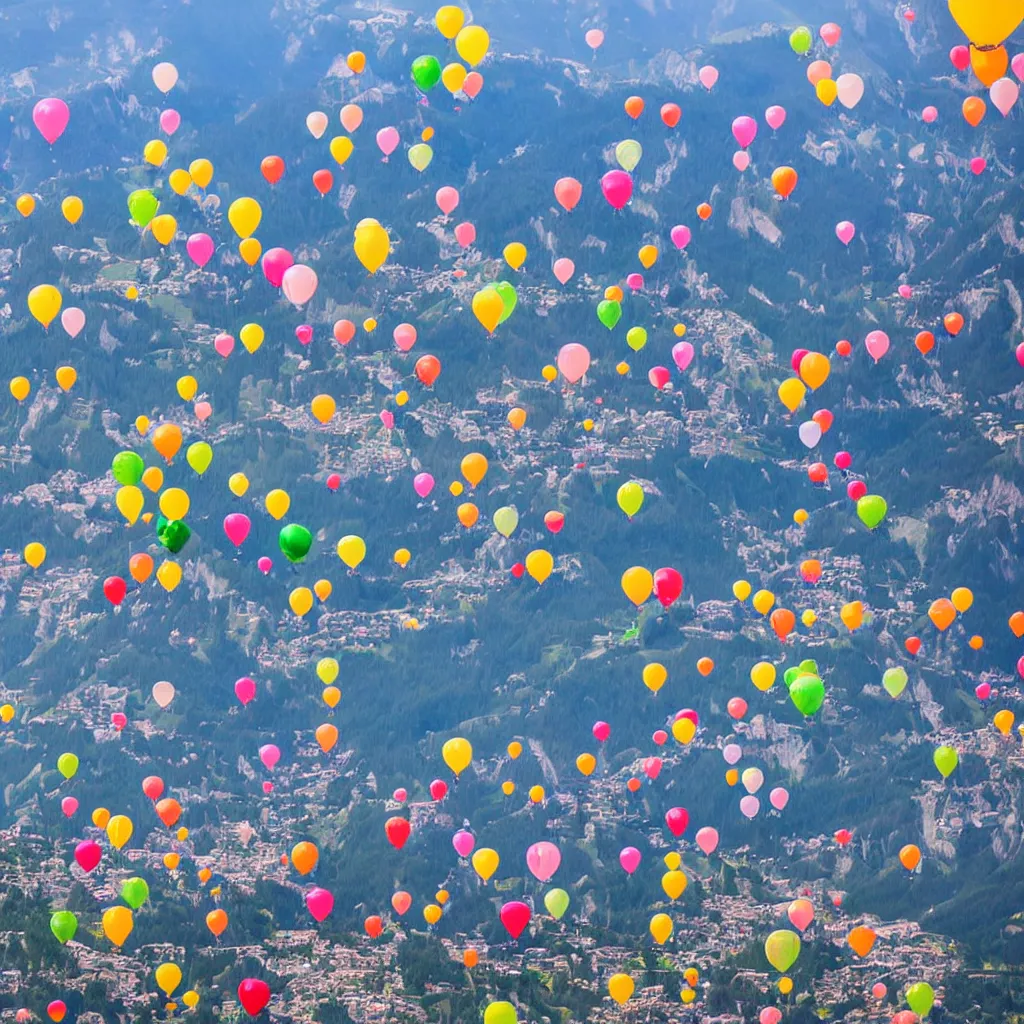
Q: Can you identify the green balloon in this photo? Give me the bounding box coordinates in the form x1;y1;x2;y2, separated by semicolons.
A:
789;673;825;716
798;659;818;675
494;281;518;324
882;666;908;699
57;752;79;779
906;982;935;1018
789;26;813;54
157;517;191;554
411;55;442;91
857;494;888;530
492;506;519;539
483;1002;517;1024
49;910;78;944
121;876;150;910
128;188;159;228
279;523;313;563
626;326;647;351
764;928;801;972
186;441;213;476
616;480;644;518
543;887;569;920
933;744;958;779
615;138;643;172
783;666;801;689
597;299;622;330
111;451;145;486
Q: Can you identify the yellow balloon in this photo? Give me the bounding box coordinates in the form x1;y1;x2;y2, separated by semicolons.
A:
529;784;545;803
143;139;168;166
393;547;411;567
608;974;635;1006
314;579;332;602
168;169;192;196
228;197;262;239
948;0;1024;48
289;587;314;617
353;222;390;274
317;657;339;684
23;542;46;569
525;549;554;584
455;24;490;66
182;992;199;1009
311;394;336;424
507;740;523;759
681;988;696;1004
472;287;504;332
156;560;182;592
229;472;250;496
16;194;36;217
442;736;473;775
423;903;442;925
435;4;466;38
0;703;14;724
107;813;134;850
650;913;674;944
501;780;515;795
102;906;134;947
395;390;409;406
92;807;110;828
449;480;464;496
638;244;659;269
322;685;341;708
794;508;809;525
176;827;189;841
672;716;696;744
816;78;838;106
159;487;190;521
151;214;178;246
801;609;817;627
503;242;527;270
471;847;499;881
994;709;1015;736
136;415;150;435
176;375;198;401
337;534;367;569
155;963;182;997
142;466;163;493
778;977;793;995
951;586;974;614
9;376;30;402
621;566;654;607
116;485;145;525
265;489;291;520
576;752;596;776
643;662;667;693
27;284;63;328
61;196;84;224
663;851;682;870
662;871;688;900
55;366;77;392
126;286;139;300
777;377;806;413
750;661;777;692
752;589;775;615
189;158;214;189
441;62;468;95
541;365;558;382
240;323;264;353
239;237;262;267
329;136;354;166
363;317;378;333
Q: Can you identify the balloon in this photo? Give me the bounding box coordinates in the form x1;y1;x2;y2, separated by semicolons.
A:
281;265;318;306
905;982;935;1018
771;166;798;198
788;899;814;931
619;847;642;874
408;143;433;172
472;287;504;332
857;494;888;529
412;55;442;90
228;198;262;239
492;506;519;538
456;25;490;66
543;887;570;921
698;65;718;89
27;284;62;328
836;73;865;109
291;841;319;875
665;807;689;836
621;566;653;607
790;674;825;716
661;102;681;126
741;768;764;794
305;888;334;922
934;744;959;778
554;177;583;211
653;567;683;607
442;736;473;775
102;906;134;946
557;343;591;383
608;974;635;1005
789;26;812;53
526;842;561;882
152;61;178;93
616;481;644;518
963;95;987;125
156;963;182;996
922;105;938;122
764;930;801;972
778;378;806;413
765;105;786;129
601;170;633;209
585;28;604;49
615;138;643;172
499;900;531;938
152;681;175;709
354;222;390;272
732;115;757;148
259;744;281;769
972;43;1009;86
883;667;909;698
836;221;856;246
553;257;575;284
144;139;168;167
237;980;271;1017
650;913;673;944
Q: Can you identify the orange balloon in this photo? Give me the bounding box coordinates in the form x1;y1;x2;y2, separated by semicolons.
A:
968;634;984;650
970;44;1007;87
962;96;986;126
291;841;319;875
205;909;228;936
661;103;681;127
725;768;739;786
347;50;366;74
463;949;479;968
507;407;527;431
847;926;877;957
928;598;957;632
771;166;798;198
624;95;645;119
696;202;712;221
415;354;442;387
943;312;964;336
899;843;921;871
129;552;154;583
260;155;285;185
364;915;384;939
696;657;714;677
770;607;796;640
163;852;181;870
1010;611;1024;638
155;797;182;827
457;502;479;528
316;723;339;752
914;330;935;355
626;777;642;792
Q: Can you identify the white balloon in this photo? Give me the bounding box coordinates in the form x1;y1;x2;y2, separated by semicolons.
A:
798;421;823;448
835;73;864;110
306;111;329;140
152;680;175;708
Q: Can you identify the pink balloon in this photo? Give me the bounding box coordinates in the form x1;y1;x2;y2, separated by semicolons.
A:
499;901;531;938
61;307;85;338
413;472;435;498
194;401;212;422
61;796;79;817
379;410;394;429
600;169;633;210
899;284;913;298
819;22;842;46
834;450;852;470
904;9;915;21
224;513;251;548
643;756;662;780
672;341;695;372
393;788;408;802
557;343;591;384
648;366;670;390
261;247;294;288
305;887;334;922
695;826;719;855
760;1008;783;1024
553;257;575;284
281;264;318;305
788;900;814;930
670;224;692;249
990;76;1019;116
733;150;750;172
865;330;890;363
376;126;400;158
435;186;460;215
340;104;363;133
847;479;867;501
592;720;610;742
262;781;273;794
32;98;70;144
525;841;561;882
454;221;476;248
665;807;689;836
1013;53;1024;81
585;28;604;49
970;156;987;175
429;778;448;801
1016;341;1024;367
769;786;789;810
723;743;742;765
452;829;475;857
949;44;970;71
234;676;256;705
728;697;748;719
393;323;417;352
186;232;215;268
618;846;641;874
625;272;644;291
731;115;758;148
295;325;313;345
111;712;128;730
739;795;760;819
698;65;719;90
765;105;786;130
259;744;280;769
922;105;938;123
257;556;272;574
871;983;887;1001
652;729;668;745
835;221;856;246
159;109;181;135
975;682;992;700
214;333;235;358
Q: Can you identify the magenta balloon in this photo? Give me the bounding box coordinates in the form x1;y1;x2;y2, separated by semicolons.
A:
970;156;987;175
61;796;79;817
769;786;789;810
435;186;460;215
257;556;273;574
223;513;251;548
626;272;644;291
380;410;394;429
305;887;334;922
1016;341;1024;367
898;284;913;298
281;264;318;306
234;676;256;705
557;343;591;384
600;169;633;210
261;247;294;288
215;333;235;357
665;807;689;836
765;105;787;130
922;105;938;123
32;97;70;144
672;341;695;372
525;841;561;882
295;324;313;345
670;224;691;249
452;829;475;858
619;846;642;874
186;233;215;268
258;743;281;769
949;44;970;71
731;115;758;148
413;472;435;498
643;756;662;779
393;787;408;802
592;720;610;742
159;109;181;135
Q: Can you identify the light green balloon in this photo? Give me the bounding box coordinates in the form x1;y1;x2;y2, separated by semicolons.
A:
186;441;213;476
494;281;518;324
543;887;569;920
49;910;78;944
906;982;935;1018
626;326;647;352
798;659;818;675
615;139;643;172
933;745;958;779
882;667;908;699
857;494;888;529
483;1002;517;1024
764;928;801;972
121;877;150;910
616;480;644;518
783;666;801;689
789;26;813;54
492;506;519;539
127;189;159;228
408;143;433;172
57;752;79;779
789;674;825;716
111;451;145;486
597;299;622;330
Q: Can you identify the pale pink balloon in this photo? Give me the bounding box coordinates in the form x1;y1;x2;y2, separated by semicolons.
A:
152;62;179;94
835;221;856;245
305;887;334;922
672;341;694;371
741;767;764;794
194;401;212;422
990;76;1020;116
670;224;692;249
626;273;644;291
807;60;832;86
281;264;318;306
413;472;435;498
648;366;670;390
898;284;913;298
619;846;641;874
452;829;475;857
61;307;85;338
380;410;394;429
600;169;633;209
224;513;251;548
552;257;575;284
723;743;742;765
32;98;70;144
186;232;215;268
695;826;719;855
1012;53;1024;81
819;22;842;46
435;186;460;216
922;105;938;123
836;72;865;109
865;330;890;362
698;65;719;90
261;247;294;288
557;342;591;384
760;1008;783;1024
463;72;484;99
393;323;417;352
214;333;235;358
733;150;750;172
306;111;329;139
731;115;758;148
159;109;181;135
259;743;281;769
765;105;787;130
257;557;273;574
585;29;605;49
454;221;476;248
61;796;79;817
234;676;256;705
970;156;987;175
739;795;760;819
769;786;789;810
525;841;561;882
340;104;363;133
376;126;400;158
872;983;887;1000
